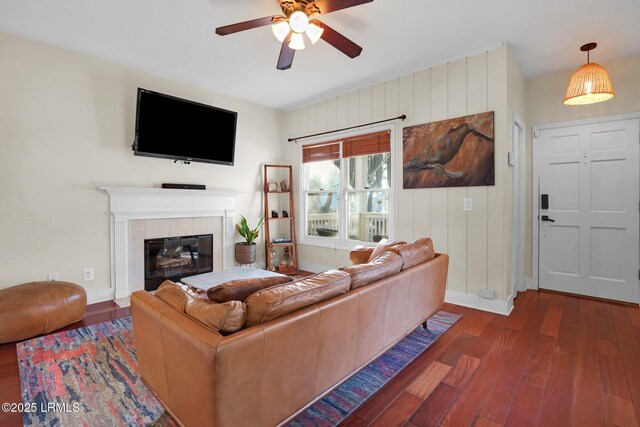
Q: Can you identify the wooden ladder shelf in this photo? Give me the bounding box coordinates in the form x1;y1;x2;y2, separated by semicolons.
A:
263;164;299;274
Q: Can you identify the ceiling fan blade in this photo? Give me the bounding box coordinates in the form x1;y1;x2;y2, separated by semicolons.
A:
315;21;362;58
215;16;281;36
277;36;296;70
310;0;373;15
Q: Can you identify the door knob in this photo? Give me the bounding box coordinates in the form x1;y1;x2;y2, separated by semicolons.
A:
541;215;555;223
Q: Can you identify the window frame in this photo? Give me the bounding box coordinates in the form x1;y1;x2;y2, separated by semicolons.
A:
298;124;396;250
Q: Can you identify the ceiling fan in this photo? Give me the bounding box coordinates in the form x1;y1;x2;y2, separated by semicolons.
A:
215;0;373;70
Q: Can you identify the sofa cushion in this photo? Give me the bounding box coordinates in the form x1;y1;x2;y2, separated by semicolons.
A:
350;246;375;265
244;270;351;327
185;299;246;334
388;237;436;270
341;252;403;290
414;237;436;261
207;275;294;303
155;280;199;312
368;239;406;262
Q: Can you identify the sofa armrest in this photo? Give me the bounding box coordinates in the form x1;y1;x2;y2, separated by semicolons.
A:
349;246;374;265
131;291;222;427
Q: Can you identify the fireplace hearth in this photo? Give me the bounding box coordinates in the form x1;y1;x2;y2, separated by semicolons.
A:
144;234;213;291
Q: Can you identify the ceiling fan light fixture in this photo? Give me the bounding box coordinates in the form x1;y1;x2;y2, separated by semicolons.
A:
289;11;309;33
306;22;324;44
289;32;306;50
564;43;614;106
272;21;291;43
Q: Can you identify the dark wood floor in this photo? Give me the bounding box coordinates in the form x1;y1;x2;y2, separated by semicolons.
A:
344;290;640;427
1;291;639;427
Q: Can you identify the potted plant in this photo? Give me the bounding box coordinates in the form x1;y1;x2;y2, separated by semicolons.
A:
235;216;264;265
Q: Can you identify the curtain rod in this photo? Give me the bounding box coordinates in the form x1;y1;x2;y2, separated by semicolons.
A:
288;114;407;143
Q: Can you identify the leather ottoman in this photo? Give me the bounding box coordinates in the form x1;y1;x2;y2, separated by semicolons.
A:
0;281;87;344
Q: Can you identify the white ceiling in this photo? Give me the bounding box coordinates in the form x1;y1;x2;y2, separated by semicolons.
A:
1;0;639;110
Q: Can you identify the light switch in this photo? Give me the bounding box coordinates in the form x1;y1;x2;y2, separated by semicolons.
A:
464;198;473;211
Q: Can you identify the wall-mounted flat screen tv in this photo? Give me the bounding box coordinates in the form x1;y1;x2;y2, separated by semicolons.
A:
133;88;237;166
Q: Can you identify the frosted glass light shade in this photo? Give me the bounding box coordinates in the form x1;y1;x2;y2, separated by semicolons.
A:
306;22;324;44
272;21;291;43
289;32;305;50
289;11;309;33
564;62;614;105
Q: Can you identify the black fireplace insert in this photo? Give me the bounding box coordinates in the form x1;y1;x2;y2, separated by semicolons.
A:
144;234;213;291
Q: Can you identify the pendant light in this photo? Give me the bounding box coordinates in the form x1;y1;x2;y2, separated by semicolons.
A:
564;43;614;106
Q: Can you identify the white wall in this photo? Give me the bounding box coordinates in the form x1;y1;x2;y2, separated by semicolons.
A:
524;54;640;278
283;45;515;307
0;31;283;300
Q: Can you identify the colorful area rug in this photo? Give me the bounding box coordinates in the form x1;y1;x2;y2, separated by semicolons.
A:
17;317;173;426
288;311;460;426
17;311;459;427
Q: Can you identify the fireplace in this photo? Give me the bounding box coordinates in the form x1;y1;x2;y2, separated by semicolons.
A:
144;234;213;291
101;187;238;299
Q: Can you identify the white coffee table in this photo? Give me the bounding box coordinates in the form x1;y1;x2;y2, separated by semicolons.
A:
181;267;286;291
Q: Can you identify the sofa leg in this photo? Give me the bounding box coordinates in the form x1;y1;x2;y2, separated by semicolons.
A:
422;320;429;330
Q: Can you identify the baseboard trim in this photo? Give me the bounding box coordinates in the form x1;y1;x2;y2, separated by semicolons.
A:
87;288;115;304
299;262;333;274
524;277;538;290
445;289;514;316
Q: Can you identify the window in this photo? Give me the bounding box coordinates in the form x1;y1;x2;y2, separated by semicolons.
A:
301;128;393;247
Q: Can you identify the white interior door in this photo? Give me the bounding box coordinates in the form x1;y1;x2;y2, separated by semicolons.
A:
537;117;639;303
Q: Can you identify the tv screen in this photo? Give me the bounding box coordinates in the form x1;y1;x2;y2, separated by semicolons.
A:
133;88;237;165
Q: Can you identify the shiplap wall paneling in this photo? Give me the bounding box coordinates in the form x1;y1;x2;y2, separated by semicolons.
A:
307;103;317;135
358;87;372;125
284;46;510;301
412;69;432;240
348;91;359;127
486;47;509;300
466;53;490;293
397;74;415;242
326;97;338;133
371;83;385;122
429;64;449;255
446;58;469;293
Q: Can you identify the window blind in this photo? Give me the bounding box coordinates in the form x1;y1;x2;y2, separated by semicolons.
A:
302;130;391;163
302;142;340;163
343;130;391;158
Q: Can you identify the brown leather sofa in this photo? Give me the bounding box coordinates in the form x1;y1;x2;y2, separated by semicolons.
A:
131;238;448;427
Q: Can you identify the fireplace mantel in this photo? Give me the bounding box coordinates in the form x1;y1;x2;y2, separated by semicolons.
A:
100;187;239;299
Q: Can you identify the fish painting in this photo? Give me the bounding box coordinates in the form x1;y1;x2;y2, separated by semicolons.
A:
403;112;495;188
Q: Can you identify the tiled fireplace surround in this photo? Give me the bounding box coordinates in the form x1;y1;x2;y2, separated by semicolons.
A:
101;187;238;299
130;218;223;292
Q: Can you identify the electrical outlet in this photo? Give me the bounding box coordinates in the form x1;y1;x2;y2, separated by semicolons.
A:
463;198;473;211
47;273;58;281
84;267;94;281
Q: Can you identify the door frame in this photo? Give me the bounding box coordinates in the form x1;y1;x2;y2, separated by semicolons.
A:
531;112;640;290
512;114;526;294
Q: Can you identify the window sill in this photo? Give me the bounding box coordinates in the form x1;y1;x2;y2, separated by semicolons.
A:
299;237;376;251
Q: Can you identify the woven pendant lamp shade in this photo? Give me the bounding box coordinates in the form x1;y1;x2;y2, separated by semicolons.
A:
564;62;614;105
